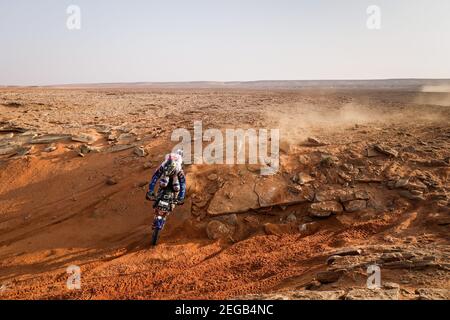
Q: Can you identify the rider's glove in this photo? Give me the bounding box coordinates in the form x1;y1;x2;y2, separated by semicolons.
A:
146;191;155;201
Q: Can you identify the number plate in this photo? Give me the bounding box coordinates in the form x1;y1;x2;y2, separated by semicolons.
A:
159;200;169;207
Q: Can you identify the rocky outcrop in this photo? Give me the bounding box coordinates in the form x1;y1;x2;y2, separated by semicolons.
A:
345;287;400;300
416;288;450;300
207;181;259;215
234;290;346;300
309;201;343;217
206;220;232;240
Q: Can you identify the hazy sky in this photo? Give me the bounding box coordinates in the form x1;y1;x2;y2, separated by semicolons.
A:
0;0;449;85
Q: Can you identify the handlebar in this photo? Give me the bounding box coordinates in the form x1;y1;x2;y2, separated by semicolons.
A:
146;192;183;205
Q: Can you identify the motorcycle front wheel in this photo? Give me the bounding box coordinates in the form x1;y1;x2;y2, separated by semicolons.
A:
151;228;160;246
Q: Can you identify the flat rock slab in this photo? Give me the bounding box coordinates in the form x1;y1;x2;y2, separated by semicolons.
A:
316;270;344;284
345;288;400;300
30;135;72;144
309;201;343;217
0;133;14;140
0;145;19;155
207;180;259;215
207;174;314;215
343;200;367;212
254;175;313;207
416;288;450;300
107;144;135;153
373;144;399;158
331;247;363;257
0;126;27;133
71;133;98;144
235;290;346;300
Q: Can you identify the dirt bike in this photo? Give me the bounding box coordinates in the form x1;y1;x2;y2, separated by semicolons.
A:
149;188;178;246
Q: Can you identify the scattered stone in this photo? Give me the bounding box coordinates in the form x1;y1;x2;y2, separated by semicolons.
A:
380;252;413;263
290;290;345;300
309;201;343;217
71;133;97;144
44;144;57;152
235;290;345;300
286;213;297;222
0;145;19;156
367;147;382;157
79;144;101;155
395;177;410;188
305;137;326;146
404;236;417;244
343;200;367;212
206;220;232;240
80;144;90;155
207;173;218;181
409;189;424;196
106;177;118;185
415;288;450;300
326;255;344;265
293;173;314;185
345;287;400;300
215;214;238;226
134;146;146;157
304;280;322;290
428;160;449;167
338;171;352;182
316;270;344;284
2;101;23;108
331;247;363;257
298;222;319;236
315;188;346;202
0;124;27;133
373;144;399;158
108;144;135;153
117;133;136;144
339;192;355;203
0;133;14;140
15;146;33;156
382;259;436;270
243;216;260;228
30;134;71;144
403;146;416;153
383;282;400;290
320;155;338;168
354;190;370;200
399;190;425;201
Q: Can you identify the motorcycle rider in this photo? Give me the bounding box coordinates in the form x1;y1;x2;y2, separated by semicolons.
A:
146;149;186;205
